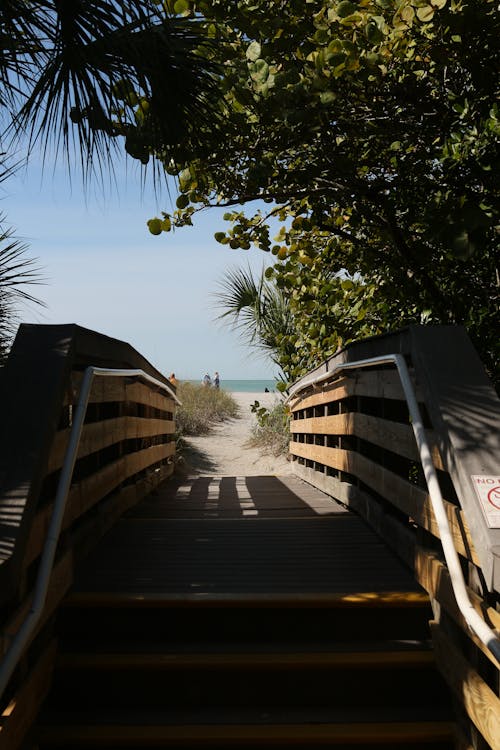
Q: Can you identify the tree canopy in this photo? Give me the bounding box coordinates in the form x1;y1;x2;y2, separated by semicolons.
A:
141;0;499;385
1;1;497;384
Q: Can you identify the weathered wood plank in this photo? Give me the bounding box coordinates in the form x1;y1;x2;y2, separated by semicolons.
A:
65;371;176;413
290;369;425;413
291;413;444;470
25;444;174;567
48;416;175;474
430;623;500;749
292;463;417;570
290;443;477;564
409;326;500;593
415;547;500;668
65;442;174;526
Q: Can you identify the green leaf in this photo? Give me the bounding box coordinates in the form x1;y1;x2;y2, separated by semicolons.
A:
365;23;385;44
336;1;356;18
416;5;435;22
147;218;163;235
246;41;262;61
173;0;189;13
178;168;192;192
250;59;270;83
176;194;189;209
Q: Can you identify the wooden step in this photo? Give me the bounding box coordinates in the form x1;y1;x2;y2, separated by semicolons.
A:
56;592;435;652
56;649;436;671
44;644;451;719
38;719;456;747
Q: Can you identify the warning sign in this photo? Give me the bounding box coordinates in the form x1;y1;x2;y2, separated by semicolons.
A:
471;475;500;529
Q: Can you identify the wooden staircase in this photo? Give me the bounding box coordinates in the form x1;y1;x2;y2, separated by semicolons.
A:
34;475;455;748
36;592;454;748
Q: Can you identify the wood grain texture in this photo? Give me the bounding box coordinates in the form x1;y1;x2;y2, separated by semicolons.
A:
48;416;175;473
25;445;174;567
290;443;477;564
290;369;425;413
430;624;500;749
291;413;444;470
65;371;175;413
415;547;500;668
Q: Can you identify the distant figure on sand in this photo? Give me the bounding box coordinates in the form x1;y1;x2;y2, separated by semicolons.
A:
202;373;212;387
169;372;179;388
214;371;220;389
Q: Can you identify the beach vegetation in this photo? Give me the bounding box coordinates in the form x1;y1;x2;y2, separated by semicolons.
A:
214;266;294;386
175;380;239;437
249;398;290;457
0;212;44;364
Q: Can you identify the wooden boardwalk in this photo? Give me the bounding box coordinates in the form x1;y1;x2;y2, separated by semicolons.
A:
71;475;422;598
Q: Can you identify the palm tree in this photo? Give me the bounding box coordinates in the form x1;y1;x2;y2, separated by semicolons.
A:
214;266;296;381
0;214;44;363
0;2;220;357
1;1;221;175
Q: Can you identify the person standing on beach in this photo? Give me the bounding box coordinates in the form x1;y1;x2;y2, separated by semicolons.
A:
202;373;212;387
214;371;220;389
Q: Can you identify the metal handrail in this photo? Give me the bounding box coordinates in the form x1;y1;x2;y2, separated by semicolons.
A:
286;354;500;663
0;367;180;699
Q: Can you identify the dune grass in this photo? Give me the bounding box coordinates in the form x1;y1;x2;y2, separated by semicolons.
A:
175;381;239;436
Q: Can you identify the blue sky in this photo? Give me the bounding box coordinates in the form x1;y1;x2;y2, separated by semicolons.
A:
1;155;277;380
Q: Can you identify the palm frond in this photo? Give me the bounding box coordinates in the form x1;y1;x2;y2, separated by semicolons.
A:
214;265;293;370
2;2;222;177
0;214;45;360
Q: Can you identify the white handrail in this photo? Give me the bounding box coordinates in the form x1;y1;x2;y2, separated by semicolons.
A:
0;367;180;699
287;354;500;664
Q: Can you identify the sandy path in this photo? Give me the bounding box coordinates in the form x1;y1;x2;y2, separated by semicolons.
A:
180;392;292;477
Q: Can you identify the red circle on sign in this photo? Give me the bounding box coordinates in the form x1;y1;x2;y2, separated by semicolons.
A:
487;486;500;510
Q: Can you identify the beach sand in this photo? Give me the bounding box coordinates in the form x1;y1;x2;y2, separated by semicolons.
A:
179;391;292;477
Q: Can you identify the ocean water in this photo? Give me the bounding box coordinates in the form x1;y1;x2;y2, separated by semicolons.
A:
188;379;277;393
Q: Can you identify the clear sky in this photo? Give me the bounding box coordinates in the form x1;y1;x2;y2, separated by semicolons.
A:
1;154;277;381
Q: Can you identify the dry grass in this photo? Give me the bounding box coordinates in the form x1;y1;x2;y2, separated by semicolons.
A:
175;381;239;436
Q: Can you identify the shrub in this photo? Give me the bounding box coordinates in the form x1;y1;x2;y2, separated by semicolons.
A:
249;398;290;457
175;381;239;436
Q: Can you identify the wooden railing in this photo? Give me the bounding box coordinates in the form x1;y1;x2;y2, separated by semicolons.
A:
0;324;176;748
288;325;500;750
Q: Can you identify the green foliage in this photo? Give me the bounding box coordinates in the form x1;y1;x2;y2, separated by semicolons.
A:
250;398;290;457
214;265;296;380
0;1;222;177
0;214;44;363
140;0;499;386
175;380;239;436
